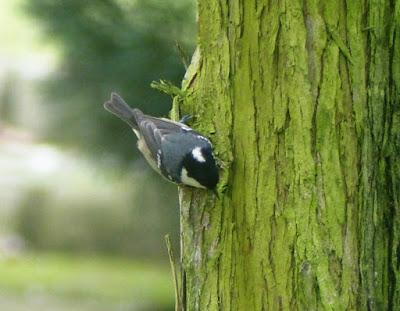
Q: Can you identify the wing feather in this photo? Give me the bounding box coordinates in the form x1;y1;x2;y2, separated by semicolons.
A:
133;114;190;162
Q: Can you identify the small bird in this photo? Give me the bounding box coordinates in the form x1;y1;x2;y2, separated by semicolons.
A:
104;93;219;192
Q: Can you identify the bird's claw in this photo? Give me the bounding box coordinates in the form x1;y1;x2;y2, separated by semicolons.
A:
179;115;193;124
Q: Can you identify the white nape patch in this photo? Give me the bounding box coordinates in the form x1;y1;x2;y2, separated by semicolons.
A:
181;167;205;188
192;147;206;163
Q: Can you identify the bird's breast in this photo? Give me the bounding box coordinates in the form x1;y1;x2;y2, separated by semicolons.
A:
136;137;161;174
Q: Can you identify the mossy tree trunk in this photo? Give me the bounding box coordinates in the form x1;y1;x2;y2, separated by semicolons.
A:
174;1;400;310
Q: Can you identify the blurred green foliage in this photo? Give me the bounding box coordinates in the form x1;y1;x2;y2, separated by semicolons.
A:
14;160;179;258
0;2;194;309
13;0;195;258
0;73;19;124
0;253;174;310
23;0;196;163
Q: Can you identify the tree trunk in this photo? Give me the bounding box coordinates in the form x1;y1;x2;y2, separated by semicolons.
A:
176;1;400;310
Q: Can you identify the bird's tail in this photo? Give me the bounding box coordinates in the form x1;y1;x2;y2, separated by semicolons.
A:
104;92;140;129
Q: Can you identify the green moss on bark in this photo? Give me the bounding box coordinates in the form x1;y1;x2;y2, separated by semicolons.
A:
175;1;400;310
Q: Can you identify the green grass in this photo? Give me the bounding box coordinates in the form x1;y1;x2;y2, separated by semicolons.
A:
0;253;174;310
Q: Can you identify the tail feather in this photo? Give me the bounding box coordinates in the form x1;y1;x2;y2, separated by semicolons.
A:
104;92;139;129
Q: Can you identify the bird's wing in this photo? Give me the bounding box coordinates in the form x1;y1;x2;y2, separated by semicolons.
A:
134;114;189;159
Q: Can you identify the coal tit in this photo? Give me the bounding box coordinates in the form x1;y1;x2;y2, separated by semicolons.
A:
104;93;219;191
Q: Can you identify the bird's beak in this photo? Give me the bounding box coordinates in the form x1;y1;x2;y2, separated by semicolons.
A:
212;188;219;199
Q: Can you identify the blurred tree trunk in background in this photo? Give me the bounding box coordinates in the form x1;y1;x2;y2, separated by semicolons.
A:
176;1;400;310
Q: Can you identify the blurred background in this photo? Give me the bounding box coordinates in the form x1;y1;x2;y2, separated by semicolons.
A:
0;0;196;310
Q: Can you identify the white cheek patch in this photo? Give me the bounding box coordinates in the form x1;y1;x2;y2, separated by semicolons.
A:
192;147;206;163
181;167;205;189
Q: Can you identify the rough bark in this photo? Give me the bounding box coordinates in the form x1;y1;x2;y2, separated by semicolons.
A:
174;1;400;310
